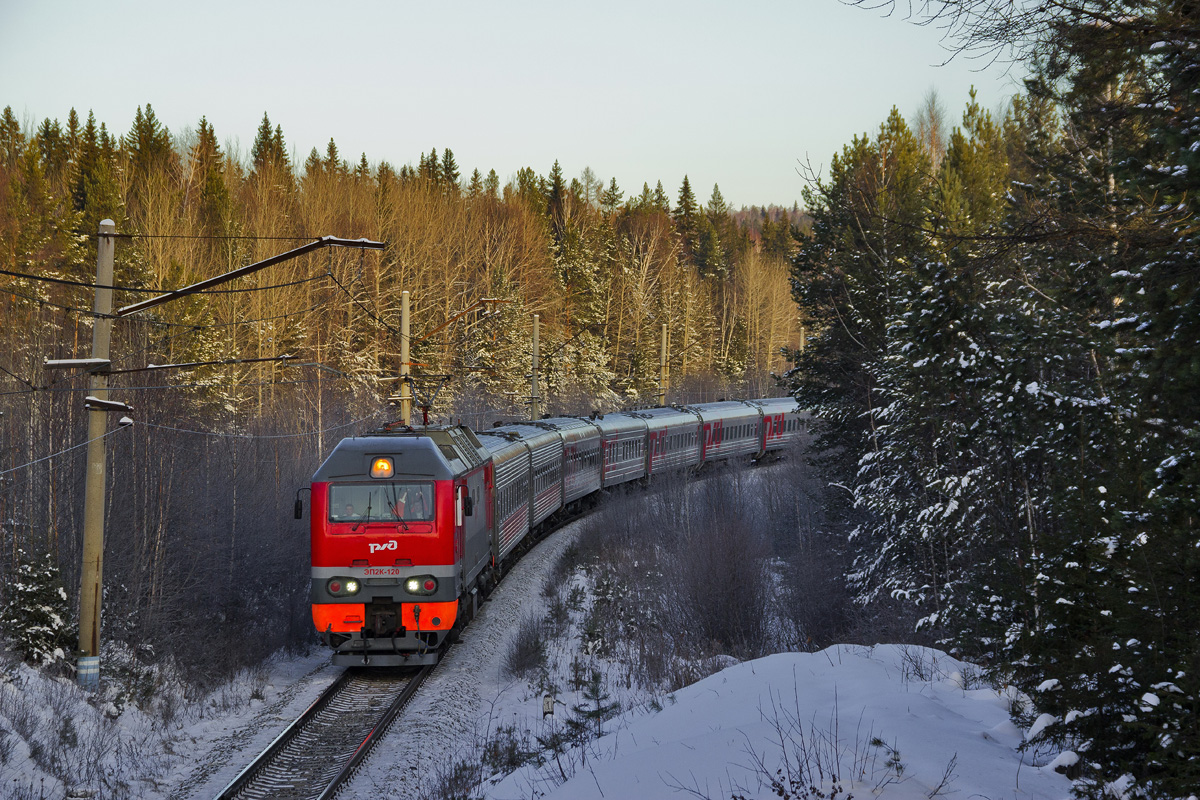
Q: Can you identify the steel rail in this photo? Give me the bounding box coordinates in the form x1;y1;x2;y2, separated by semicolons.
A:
315;663;434;800
213;668;354;800
211;664;431;800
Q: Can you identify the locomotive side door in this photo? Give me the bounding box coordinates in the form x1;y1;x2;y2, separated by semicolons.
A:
460;465;491;589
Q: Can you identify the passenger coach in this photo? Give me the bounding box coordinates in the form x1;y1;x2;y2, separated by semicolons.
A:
301;396;805;665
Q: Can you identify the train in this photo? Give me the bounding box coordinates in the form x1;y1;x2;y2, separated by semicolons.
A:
297;397;805;666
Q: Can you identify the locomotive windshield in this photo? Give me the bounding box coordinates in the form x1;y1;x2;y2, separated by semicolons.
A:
328;482;434;523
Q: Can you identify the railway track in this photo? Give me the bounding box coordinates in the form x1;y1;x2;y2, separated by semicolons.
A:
213;664;432;800
209;498;596;800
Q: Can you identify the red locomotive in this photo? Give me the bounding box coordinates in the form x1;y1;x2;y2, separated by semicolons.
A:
301;397;804;666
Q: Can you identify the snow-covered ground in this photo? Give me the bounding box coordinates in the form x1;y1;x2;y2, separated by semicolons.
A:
483;644;1071;799
339;514;1073;800
2;510;1073;800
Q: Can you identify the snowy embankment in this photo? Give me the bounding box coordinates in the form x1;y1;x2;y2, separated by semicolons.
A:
3;487;1072;800
486;645;1071;800
336;512;1072;800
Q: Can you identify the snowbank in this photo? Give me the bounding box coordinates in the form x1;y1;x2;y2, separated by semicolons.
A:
490;644;1072;800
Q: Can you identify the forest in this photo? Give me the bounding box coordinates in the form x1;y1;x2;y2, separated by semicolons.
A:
3;0;1198;795
0;98;801;697
791;1;1198;796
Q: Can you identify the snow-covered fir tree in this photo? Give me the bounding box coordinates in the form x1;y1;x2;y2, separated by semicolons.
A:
1;550;74;668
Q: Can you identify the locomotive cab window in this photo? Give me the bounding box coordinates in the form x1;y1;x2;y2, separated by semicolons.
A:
329;482;435;523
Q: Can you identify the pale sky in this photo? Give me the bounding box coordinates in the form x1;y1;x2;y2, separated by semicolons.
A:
0;0;1023;208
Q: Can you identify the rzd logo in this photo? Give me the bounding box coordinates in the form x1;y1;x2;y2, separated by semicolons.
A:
368;540;398;554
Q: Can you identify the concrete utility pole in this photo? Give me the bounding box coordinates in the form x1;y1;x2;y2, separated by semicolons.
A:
659;323;669;406
398;290;413;425
77;219;116;689
61;232;384;689
530;314;540;420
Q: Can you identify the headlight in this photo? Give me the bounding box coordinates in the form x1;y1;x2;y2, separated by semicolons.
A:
327;577;361;597
404;576;437;596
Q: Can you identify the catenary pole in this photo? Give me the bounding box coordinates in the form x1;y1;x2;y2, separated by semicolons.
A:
530;314;540;420
399;290;412;425
77;219;116;689
659;323;669;406
69;232;384;689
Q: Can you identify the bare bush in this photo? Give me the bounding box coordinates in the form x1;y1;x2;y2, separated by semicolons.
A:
503;613;547;680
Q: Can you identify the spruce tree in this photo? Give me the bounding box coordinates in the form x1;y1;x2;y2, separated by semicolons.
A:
566;670;619;742
250;112;289;178
1;105;23;168
653;180;669;212
673;175;698;257
483;168;500;200
124;103;174;182
191;116;231;238
546;160;567;243
303;147;322;178
1;551;74;668
440;147;460;191
600;177;623;215
323;138;343;174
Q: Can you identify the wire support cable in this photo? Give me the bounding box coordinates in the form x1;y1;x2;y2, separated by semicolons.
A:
0;425;132;478
0;376;335;398
0;267;329;295
78;232;325;242
326;270;402;339
138;413;383;440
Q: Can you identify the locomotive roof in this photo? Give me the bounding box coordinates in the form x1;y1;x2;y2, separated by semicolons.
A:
313;425;487;481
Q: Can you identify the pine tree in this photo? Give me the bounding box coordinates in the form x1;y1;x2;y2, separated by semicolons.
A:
419;147;440;183
1;551;74;668
36;117;70;189
65;108;80;160
72;110;125;231
693;211;725;278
